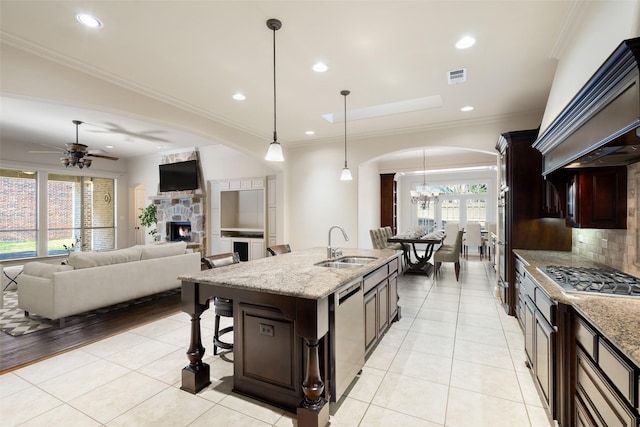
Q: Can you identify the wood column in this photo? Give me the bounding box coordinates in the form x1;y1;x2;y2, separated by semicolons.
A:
180;281;211;393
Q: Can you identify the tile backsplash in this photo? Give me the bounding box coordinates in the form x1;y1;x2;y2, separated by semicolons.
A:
571;161;640;276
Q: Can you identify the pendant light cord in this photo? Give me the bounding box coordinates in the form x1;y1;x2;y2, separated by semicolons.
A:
344;94;347;167
272;25;277;143
341;90;350;168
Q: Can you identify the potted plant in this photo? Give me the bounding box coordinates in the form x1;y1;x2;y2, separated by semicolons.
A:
138;203;160;242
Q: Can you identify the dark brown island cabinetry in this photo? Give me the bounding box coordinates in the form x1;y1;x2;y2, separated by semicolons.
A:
364;257;399;356
565;166;627;229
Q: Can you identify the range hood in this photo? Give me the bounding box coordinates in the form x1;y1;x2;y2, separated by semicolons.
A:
533;37;640;175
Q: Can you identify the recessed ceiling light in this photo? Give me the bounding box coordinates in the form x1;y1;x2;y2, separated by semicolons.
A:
312;62;328;73
105;145;114;149
461;106;474;112
233;93;246;100
76;13;102;28
455;36;475;49
305;130;315;135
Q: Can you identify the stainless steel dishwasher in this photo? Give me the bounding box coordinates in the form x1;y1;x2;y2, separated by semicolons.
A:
330;279;364;402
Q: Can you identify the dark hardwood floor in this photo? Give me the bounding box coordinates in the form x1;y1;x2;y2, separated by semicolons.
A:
0;291;182;373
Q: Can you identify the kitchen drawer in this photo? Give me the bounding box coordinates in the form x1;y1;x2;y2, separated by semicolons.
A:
388;257;398;275
364;265;388;294
534;286;556;326
520;274;534;300
575;316;598;359
575;395;598;427
598;339;635;405
577;348;636;427
515;256;527;278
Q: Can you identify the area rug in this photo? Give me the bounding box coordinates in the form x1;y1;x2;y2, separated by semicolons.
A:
0;288;181;337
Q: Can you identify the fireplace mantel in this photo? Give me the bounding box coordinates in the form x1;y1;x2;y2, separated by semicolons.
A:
149;193;206;203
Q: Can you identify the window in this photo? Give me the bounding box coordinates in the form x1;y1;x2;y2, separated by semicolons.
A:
48;174;115;255
0;169;37;260
411;181;489;231
1;168;115;260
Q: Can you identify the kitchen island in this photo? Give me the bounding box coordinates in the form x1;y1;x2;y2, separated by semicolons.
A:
178;247;400;427
513;249;640;427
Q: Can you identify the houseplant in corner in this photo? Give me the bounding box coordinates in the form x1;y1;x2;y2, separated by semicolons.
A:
138;203;160;242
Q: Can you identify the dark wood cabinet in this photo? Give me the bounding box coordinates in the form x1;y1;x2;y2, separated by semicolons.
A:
518;265;557;419
543;174;565;218
363;258;400;356
574;314;639;427
565;166;627;229
496;130;572;315
380;173;397;234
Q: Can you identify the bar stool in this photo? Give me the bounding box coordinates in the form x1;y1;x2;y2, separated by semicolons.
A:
213;297;233;355
201;252;240;355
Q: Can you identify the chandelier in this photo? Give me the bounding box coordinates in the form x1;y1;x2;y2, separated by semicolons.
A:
410;149;439;209
61;120;92;168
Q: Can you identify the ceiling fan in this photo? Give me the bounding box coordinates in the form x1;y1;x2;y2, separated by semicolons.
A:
31;120;119;168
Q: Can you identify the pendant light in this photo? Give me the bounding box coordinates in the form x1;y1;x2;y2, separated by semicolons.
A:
410;149;439;209
265;18;284;162
339;90;353;181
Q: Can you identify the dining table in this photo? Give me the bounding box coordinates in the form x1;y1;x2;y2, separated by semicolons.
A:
387;231;444;276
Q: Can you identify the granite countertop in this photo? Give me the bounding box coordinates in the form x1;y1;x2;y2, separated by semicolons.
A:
514;249;640;368
179;247;399;300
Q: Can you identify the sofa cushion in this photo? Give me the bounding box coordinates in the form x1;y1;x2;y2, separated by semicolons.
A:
24;262;74;278
68;246;142;269
140;241;187;260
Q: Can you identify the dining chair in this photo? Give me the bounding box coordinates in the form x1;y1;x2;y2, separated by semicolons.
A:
266;244;291;256
434;229;464;281
201;252;240;355
463;222;484;259
443;222;460;247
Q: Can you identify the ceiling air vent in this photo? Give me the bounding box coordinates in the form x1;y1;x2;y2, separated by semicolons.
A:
447;68;467;84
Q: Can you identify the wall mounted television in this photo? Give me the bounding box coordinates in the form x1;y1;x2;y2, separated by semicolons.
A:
159;160;199;192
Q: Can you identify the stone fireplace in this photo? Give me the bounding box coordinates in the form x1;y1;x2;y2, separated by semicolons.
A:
151;148;206;250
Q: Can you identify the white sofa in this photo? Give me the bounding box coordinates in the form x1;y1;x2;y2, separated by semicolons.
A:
18;242;201;327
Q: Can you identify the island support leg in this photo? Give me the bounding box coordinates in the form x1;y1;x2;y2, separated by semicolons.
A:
180;282;211;393
297;338;329;427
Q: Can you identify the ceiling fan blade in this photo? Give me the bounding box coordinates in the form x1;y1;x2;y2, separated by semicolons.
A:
28;150;63;154
87;154;119;161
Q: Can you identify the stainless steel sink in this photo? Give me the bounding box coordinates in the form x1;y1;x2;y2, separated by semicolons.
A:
315;256;376;269
315;261;364;269
336;256;376;264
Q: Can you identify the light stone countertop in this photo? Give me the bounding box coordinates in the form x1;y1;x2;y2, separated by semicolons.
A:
178;247;399;300
514;249;640;368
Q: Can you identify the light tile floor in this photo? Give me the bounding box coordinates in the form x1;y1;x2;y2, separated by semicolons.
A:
0;259;553;426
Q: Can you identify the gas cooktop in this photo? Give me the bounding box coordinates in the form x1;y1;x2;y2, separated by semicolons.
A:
537;265;640;298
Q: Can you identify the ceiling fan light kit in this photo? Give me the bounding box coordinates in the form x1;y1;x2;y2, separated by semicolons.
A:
60;120;118;168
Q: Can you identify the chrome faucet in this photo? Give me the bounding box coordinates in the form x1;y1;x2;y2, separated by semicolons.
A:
328;225;349;259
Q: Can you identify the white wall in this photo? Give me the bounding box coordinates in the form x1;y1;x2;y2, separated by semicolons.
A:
357;161;381;248
540;0;640;133
286;111;539;252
